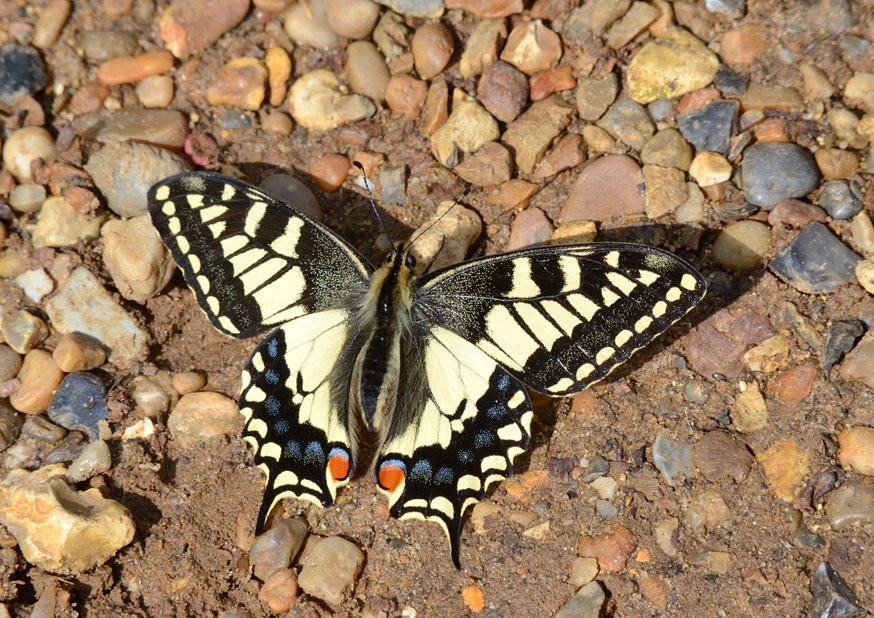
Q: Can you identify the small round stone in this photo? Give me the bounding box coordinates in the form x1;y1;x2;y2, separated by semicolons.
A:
0;310;49;354
172;371;207;395
101;214;175;302
284;0;338;50
711;221;771;272
2;126;57;182
9;349;65;414
127;374;175;419
52;333;106;373
135;74;174;108
259;569;299;613
167;392;240;444
8;183;47;214
67;439;112;483
742;142;820;209
500;19;561;75
324;0;380;39
345;41;390;101
262;111;293;134
817;180;863;220
477;61;529;123
207;57;268;111
385;74;428;119
411;21;454;80
689;151;732;186
814;148;859;180
250;517;309;582
0;345;23;382
838;426;874;477
260;174;322;220
34;0;71;50
309;154;350;193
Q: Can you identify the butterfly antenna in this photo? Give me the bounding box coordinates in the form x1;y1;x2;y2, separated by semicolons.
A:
404;186;471;253
353;161;391;243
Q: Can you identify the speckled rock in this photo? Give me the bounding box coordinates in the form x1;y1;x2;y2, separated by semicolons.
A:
0;464;135;574
297;536;365;606
102;215;175;303
502;95;575;173
758;440;809;503
597;97;655;151
45;267;149;369
47;372;109;441
168;392;240;444
769;223;860;293
430;97;499;167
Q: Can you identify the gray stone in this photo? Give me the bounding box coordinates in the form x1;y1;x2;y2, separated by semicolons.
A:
652;433;694;486
826;484;874;532
769;223;860;294
249;517;309;582
47;373;109;441
595;500;618;518
713;65;749;94
822;320;865;369
555;581;606;618
219;110;251;129
817;181;863;220
808;562;866;618
582;456;609;483
78;30;139;62
259;174;322;221
677;100;738;155
742;142;820;208
705;0;744;16
597;97;655;151
0;43;47;106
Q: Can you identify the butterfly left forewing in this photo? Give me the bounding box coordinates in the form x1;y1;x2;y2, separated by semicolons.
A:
375;326;532;567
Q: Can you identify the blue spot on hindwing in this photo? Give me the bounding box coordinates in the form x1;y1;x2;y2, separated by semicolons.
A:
274;419;290;435
497;374;511;391
265;395;281;416
458;449;474;464
410;459;432;481
487;403;507;419
264;369;280;385
304;441;325;464
475;430;493;448
284;440;301;459
435;466;453;483
267;338;279;358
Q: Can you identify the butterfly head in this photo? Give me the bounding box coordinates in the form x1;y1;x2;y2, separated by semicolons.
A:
385;246;416;270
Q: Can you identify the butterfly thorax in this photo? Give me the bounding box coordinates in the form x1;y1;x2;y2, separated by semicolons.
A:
351;247;416;434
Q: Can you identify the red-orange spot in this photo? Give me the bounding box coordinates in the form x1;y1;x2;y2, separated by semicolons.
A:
378;462;405;492
328;453;349;481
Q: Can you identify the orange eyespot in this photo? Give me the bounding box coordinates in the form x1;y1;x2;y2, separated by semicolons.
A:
328;451;349;482
378;460;406;492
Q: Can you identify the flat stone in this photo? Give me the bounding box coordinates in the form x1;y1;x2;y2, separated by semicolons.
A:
808;562;866;618
499;19;562;75
78;30;139;63
822;320;865;370
506;207;553;251
563;155;645;222
744;334;791;372
44;267;149;369
758;440;809;503
431;98;499;167
564;0;632;39
826;485;874;532
840;331;874;389
453;141;513;187
685;307;774;378
605;1;660;49
47;373;109;441
677;100;738;155
767;199;828;228
459;18;506;79
298;536;365;606
554;582;605;618
250;517;309;582
534;133;585;179
652;433;694;486
502;95;575;173
766;363;817;401
597;97;655;151
713;65;749;94
732;381;769;432
575;73;619;122
407;201;481;274
685;490;731;534
32;197;106;249
168;392;240;445
640;128;693;171
741;82;804;113
0;310;49;354
576;523;637;573
67;439;111;483
769;223;860;294
643;164;688;219
159;0;249;59
73;109;189;149
692;430;753;483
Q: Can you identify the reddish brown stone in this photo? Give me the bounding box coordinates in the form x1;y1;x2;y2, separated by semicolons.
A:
562;154;644;222
477;61;529;122
685;308;775;378
577;524;638;574
766;363;816;401
530;65;575;101
767;199;828;227
692;430;754;483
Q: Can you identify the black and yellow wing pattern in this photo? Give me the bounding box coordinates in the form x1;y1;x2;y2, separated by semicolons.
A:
148;171;706;567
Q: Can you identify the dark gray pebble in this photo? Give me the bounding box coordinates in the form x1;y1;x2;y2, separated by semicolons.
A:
260;174;322;220
822;319;866;369
808;562;866;618
0;43;47;106
742;142;820;208
713;65;749;94
817;181;863;220
47;372;110;441
677;100;738;155
219;110;252;129
769;222;860;293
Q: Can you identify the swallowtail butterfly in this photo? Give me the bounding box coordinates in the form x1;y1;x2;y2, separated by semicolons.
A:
148;171;706;566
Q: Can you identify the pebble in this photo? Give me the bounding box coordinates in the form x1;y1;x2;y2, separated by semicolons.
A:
15;268;54;303
284;1;338;49
0;254;29;279
407;201;481;273
640;128;693;171
575;73;618;122
430;98;499;167
604;1;660;48
677;100;738;155
732;381;768;432
379;166;406;206
0;346;22;383
711;221;770;272
32;196;105;249
688;151;731;186
825;485;874;532
52;334;105;376
758;440;809;502
822;320;865;370
160;0;250;58
840;331;874;388
0;399;23;444
264;47;291;108
459;18;506;79
743;334;791;372
576;523;637;573
78;30;139;62
534;133;585;179
642;164;687;219
33;0;71;49
685;489;731;534
170;371;205;396
692;430;753;484
627;28;719;104
648;97;676;123
653;518;678;556
837;426;874;477
817;181;863;221
500;19;561;75
324;0;380;39
563;155;645;222
584;123;619;151
2;126;56;183
683;378;711;404
168;392;239;445
844;72;874;112
741;83;804;113
46;372;109;441
687;550;732;573
530;65;575;101
45;267;149;369
135;74;174;108
651;432;694;486
506;207;553;251
346;41;390;101
808;562;866;618
676;87;720;115
712;65;749;95
419;80;448;135
555;582;605;618
597;97;655;151
127;374;176;419
309;154;351;193
453;141;512;187
477;61;529;122
0;44;47;106
259;569;299;613
66;439;111;483
262;111;293;134
250;517;309;582
8;183;46;213
857;260;874;296
568;557;599;587
503;96;574;173
86;142;191;218
21;415;66;443
799;62;834;100
411;21;454;80
767;199;828;228
1;310;49;354
564;0;633;38
102;214;175;302
73;109;190;150
461;585;485;612
827;108;868;150
207;58;268;111
720;23;767;66
260;174;322;221
0;464;134;574
742;142;820;208
814;148;859;180
288;70;375;131
97;50;174;86
767;363;817;401
297;536;364;605
445;0;522;16
769;222;860;294
685;307;774;378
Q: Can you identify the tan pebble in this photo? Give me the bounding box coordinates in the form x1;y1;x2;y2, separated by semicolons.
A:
207;57;268;111
648;0;673;37
33;0;71;49
850;211;874;256
70;81;111;115
135;75;174;108
568;557;598;587
128;374;176;418
419;80;449;135
52;333;106;372
486;179;537;211
845;72;874;112
1;310;49;354
741;83;804;112
857;259;874;294
689;151;732;186
168;392;239;443
753;118;789;143
283;0;338;49
259;569;299;613
10;350;65;414
758;440;809;502
582;125;615;152
309;154;350;193
97;50;175;85
0;254;30;279
262;111;293;134
385;74;428;119
352;151;383;179
500;19;561;75
799;61;834;100
346;41;390;101
838;426;874;476
411;21;454;80
0;344;23;382
459;18;506;79
732;381;768;432
324;0;380;39
720;23;767;66
288;69;375;130
551;220;596;244
172;371;206;395
2;127;57;183
814;148;859;180
103;0;133;18
743;334;791;372
266;47;292;107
